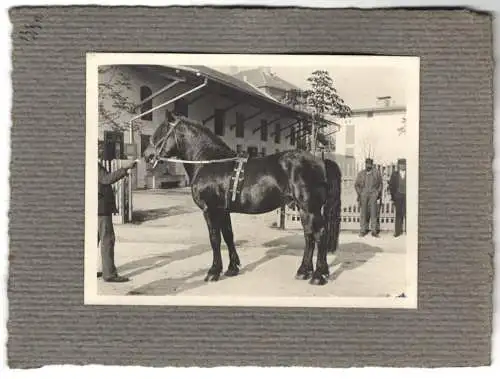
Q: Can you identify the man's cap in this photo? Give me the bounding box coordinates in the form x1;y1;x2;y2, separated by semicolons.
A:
397;158;406;165
365;158;373;164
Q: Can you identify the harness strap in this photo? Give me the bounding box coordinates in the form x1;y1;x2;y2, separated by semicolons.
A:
231;158;247;202
156;156;242;164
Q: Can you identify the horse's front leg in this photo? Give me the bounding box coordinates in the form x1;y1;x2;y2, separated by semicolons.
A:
296;211;315;280
220;211;241;277
203;208;223;282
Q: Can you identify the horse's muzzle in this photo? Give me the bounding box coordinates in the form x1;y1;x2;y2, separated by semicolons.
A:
143;145;157;164
145;153;156;163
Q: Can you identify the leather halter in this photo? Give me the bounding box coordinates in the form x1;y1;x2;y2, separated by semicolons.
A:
149;119;181;168
149;119;242;166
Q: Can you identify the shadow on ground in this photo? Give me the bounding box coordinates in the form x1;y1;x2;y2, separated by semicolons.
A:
118;239;249;280
123;234;382;296
132;205;198;224
242;235;382;280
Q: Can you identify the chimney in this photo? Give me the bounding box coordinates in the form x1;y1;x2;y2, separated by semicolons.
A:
261;66;272;75
376;96;391;107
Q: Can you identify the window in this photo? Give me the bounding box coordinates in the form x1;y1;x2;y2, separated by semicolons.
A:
247;146;258;158
140;86;153;121
235;112;245;138
214;109;225;136
274;123;281;144
346;124;355;145
260;119;268;141
236;144;243;155
261;147;267;157
174;98;188;117
276;149;280;154
290;126;296;146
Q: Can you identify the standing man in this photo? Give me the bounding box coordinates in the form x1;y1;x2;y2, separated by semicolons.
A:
355;158;383;237
389;158;407;237
98;159;137;282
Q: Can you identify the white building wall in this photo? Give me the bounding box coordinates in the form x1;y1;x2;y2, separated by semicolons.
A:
335;110;407;166
99;66;300;189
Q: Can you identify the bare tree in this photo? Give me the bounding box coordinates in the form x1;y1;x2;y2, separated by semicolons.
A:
98;66;143;132
360;131;378;162
397;116;407;136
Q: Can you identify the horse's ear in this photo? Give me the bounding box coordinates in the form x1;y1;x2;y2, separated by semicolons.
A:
165;109;176;123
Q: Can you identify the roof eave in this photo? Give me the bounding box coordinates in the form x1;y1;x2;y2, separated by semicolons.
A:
178;66;312;120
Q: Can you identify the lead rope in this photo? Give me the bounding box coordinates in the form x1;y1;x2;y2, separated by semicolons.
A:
155;156;242;165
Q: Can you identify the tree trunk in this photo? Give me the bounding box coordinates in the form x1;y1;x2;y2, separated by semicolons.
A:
310;119;316;153
279;205;286;229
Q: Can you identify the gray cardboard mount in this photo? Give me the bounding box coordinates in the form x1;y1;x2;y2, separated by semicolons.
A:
8;6;494;368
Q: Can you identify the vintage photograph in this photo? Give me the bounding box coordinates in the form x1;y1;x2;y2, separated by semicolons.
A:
85;53;420;308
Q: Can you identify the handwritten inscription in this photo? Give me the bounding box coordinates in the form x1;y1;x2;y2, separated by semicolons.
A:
19;14;44;42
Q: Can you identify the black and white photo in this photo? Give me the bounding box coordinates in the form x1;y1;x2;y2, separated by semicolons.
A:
85;53;419;308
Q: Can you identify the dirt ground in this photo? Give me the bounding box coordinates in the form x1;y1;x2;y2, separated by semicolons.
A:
95;188;408;299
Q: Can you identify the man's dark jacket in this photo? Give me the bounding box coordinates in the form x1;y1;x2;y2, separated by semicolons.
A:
388;170;406;200
98;163;129;216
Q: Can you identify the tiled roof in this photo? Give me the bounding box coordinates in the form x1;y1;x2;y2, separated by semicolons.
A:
233;68;300;91
161;65;311;119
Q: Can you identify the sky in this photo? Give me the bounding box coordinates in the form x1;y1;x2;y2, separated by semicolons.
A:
213;65;408;110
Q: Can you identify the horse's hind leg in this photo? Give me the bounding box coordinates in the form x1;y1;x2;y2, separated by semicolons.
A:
296;210;315;280
221;211;241;277
311;213;329;286
202;208;223;282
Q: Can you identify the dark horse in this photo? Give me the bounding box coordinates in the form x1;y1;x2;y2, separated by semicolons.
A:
143;114;342;285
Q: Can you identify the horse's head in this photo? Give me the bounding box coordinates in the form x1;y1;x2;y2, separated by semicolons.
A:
143;117;181;167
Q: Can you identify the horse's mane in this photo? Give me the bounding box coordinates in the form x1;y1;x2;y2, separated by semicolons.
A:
173;114;236;158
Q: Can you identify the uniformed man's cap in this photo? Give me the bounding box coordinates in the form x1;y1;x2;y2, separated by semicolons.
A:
365;158;373;164
397;158;406;165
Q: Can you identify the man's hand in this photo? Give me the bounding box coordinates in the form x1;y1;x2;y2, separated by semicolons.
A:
123;160;138;170
123;160;139;175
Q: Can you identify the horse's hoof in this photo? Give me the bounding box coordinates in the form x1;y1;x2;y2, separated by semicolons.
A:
224;267;239;277
204;273;221;282
309;275;328;286
295;272;312;280
309;276;328;286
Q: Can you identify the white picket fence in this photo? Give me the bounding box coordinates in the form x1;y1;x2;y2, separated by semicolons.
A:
277;161;405;232
99;159;133;224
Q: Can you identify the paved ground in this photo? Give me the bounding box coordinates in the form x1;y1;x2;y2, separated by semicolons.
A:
96;188;407;298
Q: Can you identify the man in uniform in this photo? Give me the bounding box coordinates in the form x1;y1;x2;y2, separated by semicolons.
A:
355;158;383;237
98;159;137;282
389;158;407;237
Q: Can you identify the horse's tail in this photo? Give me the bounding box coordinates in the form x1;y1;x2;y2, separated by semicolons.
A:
323;158;342;253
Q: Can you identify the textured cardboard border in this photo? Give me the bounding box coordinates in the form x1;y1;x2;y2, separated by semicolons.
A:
8;6;493;368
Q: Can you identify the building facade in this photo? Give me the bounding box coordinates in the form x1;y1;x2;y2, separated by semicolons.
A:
335;104;407;166
232;66;336;151
98;65;308;189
